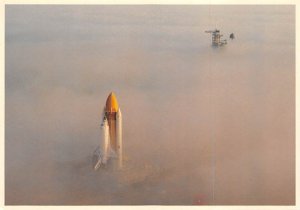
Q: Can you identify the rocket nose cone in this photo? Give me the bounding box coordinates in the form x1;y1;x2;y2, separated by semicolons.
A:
105;92;119;113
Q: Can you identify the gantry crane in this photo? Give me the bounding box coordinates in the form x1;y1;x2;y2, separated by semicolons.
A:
205;29;227;46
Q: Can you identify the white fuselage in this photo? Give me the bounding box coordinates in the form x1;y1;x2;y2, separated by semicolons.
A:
94;108;122;170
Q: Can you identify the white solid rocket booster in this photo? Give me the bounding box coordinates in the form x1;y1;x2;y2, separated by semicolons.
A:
116;108;122;168
93;92;123;170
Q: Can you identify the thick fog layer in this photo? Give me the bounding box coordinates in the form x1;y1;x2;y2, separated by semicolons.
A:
5;5;294;205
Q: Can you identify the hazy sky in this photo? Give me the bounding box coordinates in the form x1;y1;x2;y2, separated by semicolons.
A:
5;5;295;205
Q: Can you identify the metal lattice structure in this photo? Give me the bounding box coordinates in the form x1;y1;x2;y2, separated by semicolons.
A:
205;29;227;46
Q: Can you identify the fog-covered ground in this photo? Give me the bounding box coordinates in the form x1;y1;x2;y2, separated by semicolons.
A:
5;5;295;205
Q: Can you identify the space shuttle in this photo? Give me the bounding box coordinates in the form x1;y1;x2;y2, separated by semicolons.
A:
93;92;122;170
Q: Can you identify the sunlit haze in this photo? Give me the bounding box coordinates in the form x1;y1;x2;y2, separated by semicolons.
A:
5;5;295;205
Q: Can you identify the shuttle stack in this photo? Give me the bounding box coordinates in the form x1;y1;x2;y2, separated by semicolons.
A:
93;92;123;170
